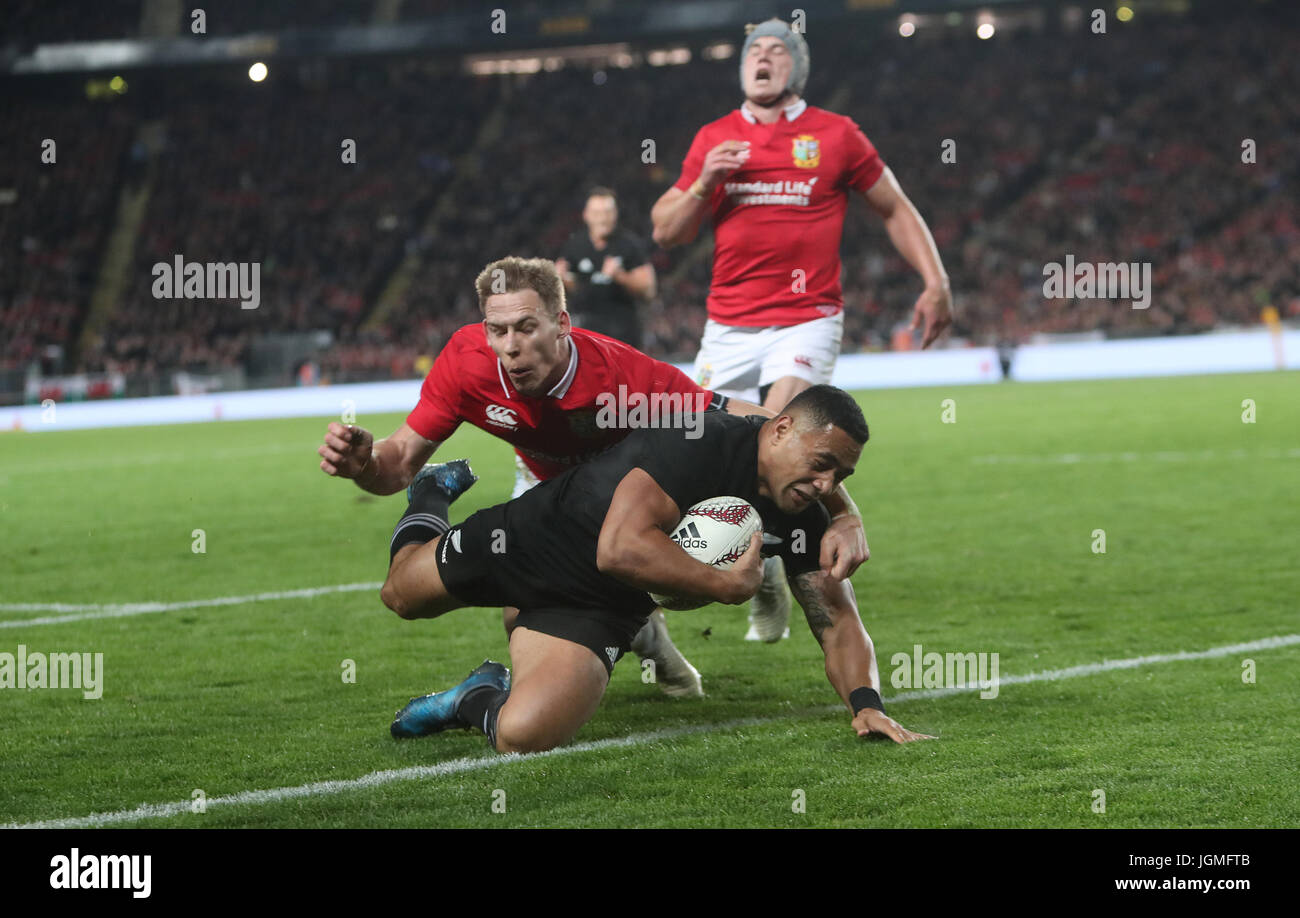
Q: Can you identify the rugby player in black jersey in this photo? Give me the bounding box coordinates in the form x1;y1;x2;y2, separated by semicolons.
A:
381;384;932;752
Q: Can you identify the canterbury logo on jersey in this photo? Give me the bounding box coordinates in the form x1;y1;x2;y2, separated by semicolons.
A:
672;521;707;550
605;647;619;663
485;404;518;429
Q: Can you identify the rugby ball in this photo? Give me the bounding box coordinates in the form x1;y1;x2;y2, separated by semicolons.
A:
650;496;763;611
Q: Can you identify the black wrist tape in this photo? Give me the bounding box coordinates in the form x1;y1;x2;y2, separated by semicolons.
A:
850;686;885;715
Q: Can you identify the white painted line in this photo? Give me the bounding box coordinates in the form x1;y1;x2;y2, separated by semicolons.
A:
884;633;1300;702
0;583;382;629
5;717;773;829
971;447;1300;465
7;632;1296;829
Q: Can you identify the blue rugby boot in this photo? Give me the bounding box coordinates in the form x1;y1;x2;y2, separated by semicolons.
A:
390;660;511;739
406;459;478;505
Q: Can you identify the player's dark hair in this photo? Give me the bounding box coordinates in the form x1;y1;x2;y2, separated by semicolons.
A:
475;256;567;318
587;186;617;203
782;385;869;444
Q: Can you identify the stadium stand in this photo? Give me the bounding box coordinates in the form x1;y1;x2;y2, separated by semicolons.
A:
1;3;1296;398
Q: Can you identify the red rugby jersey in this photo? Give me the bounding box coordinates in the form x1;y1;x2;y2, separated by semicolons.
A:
673;103;885;327
406;324;715;480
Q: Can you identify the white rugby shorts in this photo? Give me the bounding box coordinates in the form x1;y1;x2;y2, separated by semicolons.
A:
690;312;844;402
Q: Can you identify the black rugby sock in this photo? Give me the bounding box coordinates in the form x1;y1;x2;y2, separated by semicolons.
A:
458;687;509;747
388;482;451;563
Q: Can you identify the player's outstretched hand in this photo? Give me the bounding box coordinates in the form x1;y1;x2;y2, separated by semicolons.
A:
820;514;870;580
909;283;954;349
720;531;765;605
318;422;374;478
699;140;751;191
852;708;935;744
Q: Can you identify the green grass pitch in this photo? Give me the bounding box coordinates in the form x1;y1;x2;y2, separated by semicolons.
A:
1;371;1296;828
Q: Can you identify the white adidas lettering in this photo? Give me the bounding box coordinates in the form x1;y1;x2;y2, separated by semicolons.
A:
673;522;707;550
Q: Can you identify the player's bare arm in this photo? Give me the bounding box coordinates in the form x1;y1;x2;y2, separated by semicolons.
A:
597;467;764;605
789;570;934;743
651;140;750;248
602;257;656;300
554;257;577;293
862;167;953;349
318;421;439;496
819;485;870;580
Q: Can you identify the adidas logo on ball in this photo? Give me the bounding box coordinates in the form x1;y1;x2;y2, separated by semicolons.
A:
671;521;708;550
651;497;761;611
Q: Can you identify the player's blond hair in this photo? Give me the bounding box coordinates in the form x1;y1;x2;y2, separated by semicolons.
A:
474;256;567;319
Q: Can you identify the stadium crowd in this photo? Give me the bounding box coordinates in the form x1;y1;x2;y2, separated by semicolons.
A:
1;7;1295;386
2;0;595;47
0;98;134;374
82;70;494;377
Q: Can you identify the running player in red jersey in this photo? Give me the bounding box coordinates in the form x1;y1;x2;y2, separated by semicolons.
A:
318;257;868;696
651;17;952;643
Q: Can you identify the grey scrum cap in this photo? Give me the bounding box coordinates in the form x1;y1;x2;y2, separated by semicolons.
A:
740;18;810;97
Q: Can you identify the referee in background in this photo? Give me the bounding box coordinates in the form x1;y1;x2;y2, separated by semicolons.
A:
556;187;656;348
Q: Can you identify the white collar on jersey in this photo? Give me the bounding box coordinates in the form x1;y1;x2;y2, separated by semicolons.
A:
496;334;579;400
739;98;807;124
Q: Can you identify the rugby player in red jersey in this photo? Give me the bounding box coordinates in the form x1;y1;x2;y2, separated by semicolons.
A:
317;256;869;697
651;18;953;643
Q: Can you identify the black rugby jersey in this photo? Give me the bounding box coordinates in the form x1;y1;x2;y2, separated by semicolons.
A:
489;412;830;615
